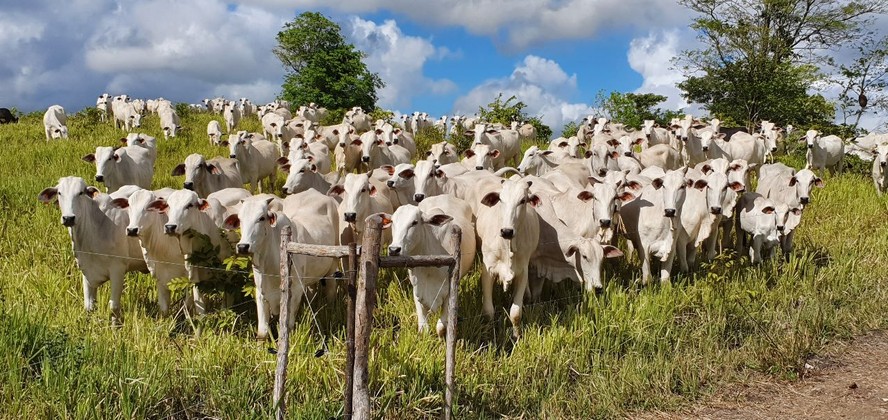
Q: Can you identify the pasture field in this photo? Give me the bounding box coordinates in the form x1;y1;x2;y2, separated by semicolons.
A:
1;109;887;419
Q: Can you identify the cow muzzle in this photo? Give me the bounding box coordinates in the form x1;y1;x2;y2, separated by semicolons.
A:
183;182;194;190
386;180;395;188
95;175;104;183
388;246;401;256
702;146;709;152
413;194;425;202
500;228;515;239
771;147;778;152
881;161;886;167
777;225;785;232
361;156;370;163
164;224;178;235
807;144;813;149
800;197;810;205
344;212;357;223
624;151;633;157
61;216;76;227
229;154;237;158
710;207;722;215
236;243;251;254
126;227;139;237
664;208;677;218
599;219;612;228
281;187;289;195
475;166;484;170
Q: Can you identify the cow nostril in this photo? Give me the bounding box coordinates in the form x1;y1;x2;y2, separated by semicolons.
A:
236;244;250;254
771;147;777;152
414;194;425;202
702;147;709;152
281;187;289;195
95;175;104;182
624;152;632;156
126;227;139;237
61;216;75;226
475;166;484;170
664;209;676;218
344;212;357;222
229;154;237;158
361;156;370;162
183;182;194;190
386;181;395;188
500;228;514;239
388;246;401;256
881;161;886;167
777;226;785;232
800;197;810;205
164;224;177;234
599;219;611;228
711;207;722;215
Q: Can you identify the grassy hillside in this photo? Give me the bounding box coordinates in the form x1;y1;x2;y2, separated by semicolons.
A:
1;110;887;418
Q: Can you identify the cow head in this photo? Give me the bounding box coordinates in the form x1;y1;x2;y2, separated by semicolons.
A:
225;197;284;255
387;205;453;256
38;176;100;227
480;179;540;240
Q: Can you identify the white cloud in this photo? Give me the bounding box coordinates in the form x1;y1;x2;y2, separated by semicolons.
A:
344;16;457;111
627;29;696;112
239;0;688;50
453;55;595;135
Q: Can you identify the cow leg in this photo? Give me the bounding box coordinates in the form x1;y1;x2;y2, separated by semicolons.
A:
676;238;689;273
721;220;734;253
660;248;675;285
288;275;305;334
83;275;98;312
436;302;448;338
156;278;171;316
687;244;698;269
750;236;763;264
191;286;206;316
255;276;271;340
782;231;795;260
509;269;528;339
414;292;430;334
323;277;338;302
108;269;126;325
639;247;652;286
481;266;495;320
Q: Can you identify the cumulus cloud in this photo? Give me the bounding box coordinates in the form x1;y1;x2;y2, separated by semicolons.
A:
240;0;687;50
453;55;595;134
344;17;457;110
627;29;696;112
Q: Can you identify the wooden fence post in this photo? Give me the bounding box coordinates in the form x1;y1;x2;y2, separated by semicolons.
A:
273;226;293;420
344;242;358;419
352;215;384;419
444;226;461;420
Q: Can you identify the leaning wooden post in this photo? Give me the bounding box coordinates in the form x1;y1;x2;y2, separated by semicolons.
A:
444;226;462;420
343;242;358;419
273;226;293;420
353;215;384;419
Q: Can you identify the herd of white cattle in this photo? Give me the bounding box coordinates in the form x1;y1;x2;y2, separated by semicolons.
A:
34;94;888;339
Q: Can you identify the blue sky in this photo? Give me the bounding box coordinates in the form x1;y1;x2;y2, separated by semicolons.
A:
0;0;706;131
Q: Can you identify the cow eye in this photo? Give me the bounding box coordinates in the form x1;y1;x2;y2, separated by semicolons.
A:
78;191;84;196
361;188;367;193
519;199;526;204
410;220;418;226
259;216;266;221
299;169;306;173
186;203;193;209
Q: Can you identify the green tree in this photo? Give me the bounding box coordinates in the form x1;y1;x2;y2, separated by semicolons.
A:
274;12;384;110
829;33;888;132
561;121;580;138
476;93;552;142
594;91;681;128
677;0;887;129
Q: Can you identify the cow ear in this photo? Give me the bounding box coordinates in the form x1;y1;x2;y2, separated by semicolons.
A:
435;169;446;179
223;214;240;230
788;176;798;186
480;192;501;207
627;181;643;191
280;164;291;173
119;137;128;144
381;165;395;176
652;178;664;189
267;212;278;227
147;199;168;213
729;182;745;192
276;157;289;166
400;169;415;179
762;206;775;215
310;164;317;173
490;149;501;158
369;185;378;196
603;245;624;259
527;194;541;207
576;190;595;202
425;150;433;157
565;244;579;258
584;150;595;159
609;151;619;159
814;177;824;188
327;184;345;197
588;176;602;185
540;150;554;156
425;214;453;226
170;163;186;177
701;164;713;175
82;154;96;163
198;199;211;211
207;164;222;175
463;149;476;158
351;139;362;146
110;198;129;209
557;142;568;148
693;179;708;190
618;191;636;202
37;187;58;204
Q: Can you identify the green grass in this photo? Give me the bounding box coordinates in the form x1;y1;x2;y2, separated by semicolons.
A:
1;112;888;418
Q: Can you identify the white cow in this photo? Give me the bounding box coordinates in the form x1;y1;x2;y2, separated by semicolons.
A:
43;105;68;140
469;124;521;169
113;101;142;132
96;94;111;122
674;168;728;272
804;130;844;173
638;144;682;170
121;133;158;162
172;154;243;198
207;120;223;146
38;177;148;322
356;130;411;168
223;101;241;133
756;163;822;206
387;196;476;336
426;141;459;167
280;158;335;195
328;172;394;245
82;145;155;192
159;107;180;139
224;191;339;339
873;143;888;195
381;163;417;209
735;193;780;264
620;168;688;285
227;133;279;193
476;179;541;337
